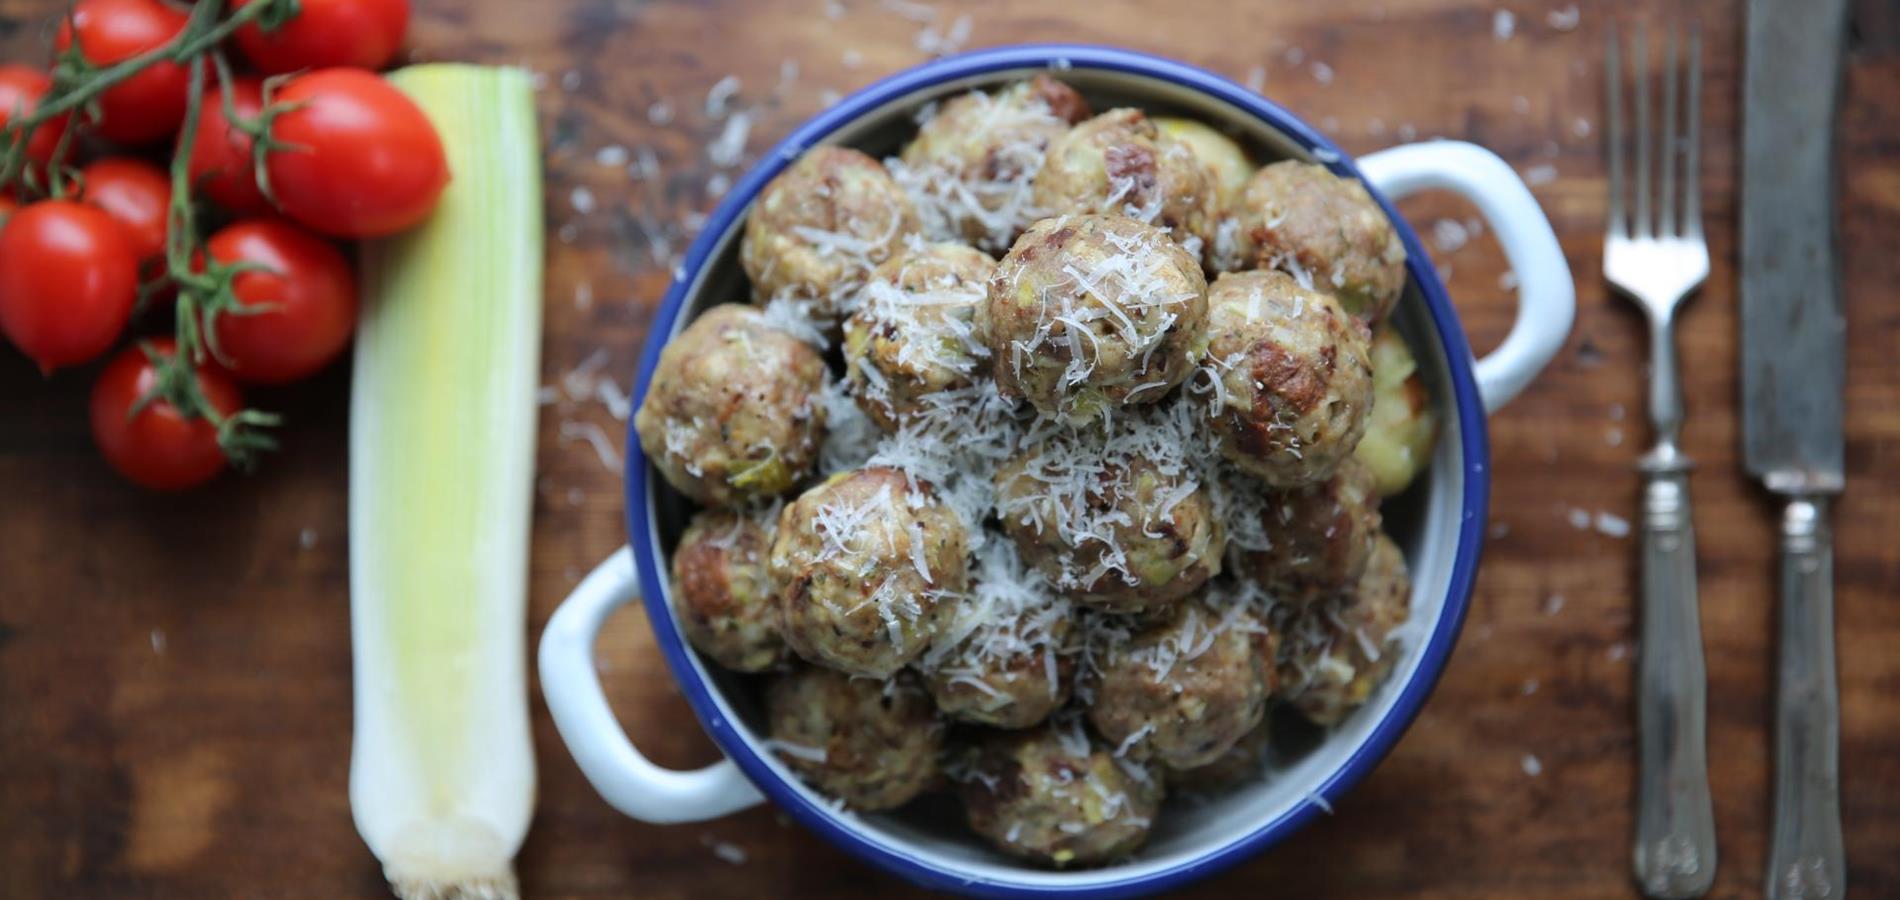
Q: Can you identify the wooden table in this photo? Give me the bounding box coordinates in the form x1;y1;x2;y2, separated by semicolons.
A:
4;0;1897;896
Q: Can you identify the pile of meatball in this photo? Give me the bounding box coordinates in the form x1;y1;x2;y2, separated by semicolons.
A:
632;74;1439;868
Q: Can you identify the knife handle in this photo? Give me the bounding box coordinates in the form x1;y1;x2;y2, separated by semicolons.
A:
1633;454;1718;898
1766;495;1845;900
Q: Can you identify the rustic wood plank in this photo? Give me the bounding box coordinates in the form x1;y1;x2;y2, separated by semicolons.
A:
1;0;1896;897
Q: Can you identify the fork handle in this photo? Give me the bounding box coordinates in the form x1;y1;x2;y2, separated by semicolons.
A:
1633;451;1717;898
1766;495;1845;900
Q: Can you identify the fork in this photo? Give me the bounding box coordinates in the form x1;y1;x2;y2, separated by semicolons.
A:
1604;23;1717;900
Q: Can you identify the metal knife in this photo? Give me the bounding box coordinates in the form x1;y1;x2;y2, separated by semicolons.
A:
1742;0;1851;897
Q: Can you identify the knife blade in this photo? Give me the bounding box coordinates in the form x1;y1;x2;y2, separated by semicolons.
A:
1742;0;1851;897
1742;0;1848;493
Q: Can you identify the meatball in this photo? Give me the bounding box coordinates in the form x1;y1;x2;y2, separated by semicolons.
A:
1354;323;1439;496
1034;108;1221;253
1235;161;1408;323
894;75;1091;251
1154;118;1252;210
634;304;829;506
843;241;996;431
1278;531;1412;727
1164;719;1270;793
769;467;970;678
988;215;1208;423
741;146;920;331
765;666;945;810
1240;457;1382;605
670;507;788;672
995;415;1225;612
923;542;1074;728
1084;598;1275;769
957;721;1164;867
1199;270;1373;488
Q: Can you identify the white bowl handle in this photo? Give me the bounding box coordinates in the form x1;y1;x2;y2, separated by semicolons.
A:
1356;140;1575;414
538;545;765;823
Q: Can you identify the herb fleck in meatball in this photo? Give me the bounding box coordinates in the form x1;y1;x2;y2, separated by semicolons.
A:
770;467;969;678
1199;270;1373;488
1242;457;1382;605
1084;598;1274;769
1164;718;1271;793
1034;108;1221;253
742;146;920;331
995;410;1224;612
671;506;788;672
893;75;1091;252
1236;160;1407;323
922;541;1075;729
1277;530;1412;727
843;241;996;431
765;666;944;810
988;215;1208;423
1154;118;1252;210
634;304;829;506
1354;323;1439;496
957;720;1163;867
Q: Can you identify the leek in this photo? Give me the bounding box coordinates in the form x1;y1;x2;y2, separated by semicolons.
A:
349;64;542;900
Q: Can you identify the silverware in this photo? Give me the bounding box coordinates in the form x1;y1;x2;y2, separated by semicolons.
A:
1743;0;1851;896
1604;23;1717;899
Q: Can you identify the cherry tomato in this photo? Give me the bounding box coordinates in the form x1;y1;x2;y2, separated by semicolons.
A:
0;65;71;171
204;219;357;384
79;157;171;262
0;194;17;223
55;0;191;145
232;0;409;74
185;76;272;216
264;68;447;238
90;337;240;491
0;200;139;373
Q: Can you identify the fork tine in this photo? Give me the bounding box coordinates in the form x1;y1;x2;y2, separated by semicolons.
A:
1683;26;1703;237
1633;22;1651;238
1660;28;1679;237
1606;27;1626;238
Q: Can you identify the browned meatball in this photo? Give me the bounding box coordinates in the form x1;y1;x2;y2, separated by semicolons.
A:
1154;118;1252;210
633;304;829;506
1278;531;1412;726
1199;269;1374;488
742;146;920;332
670;507;788;672
843;241;996;431
1164;719;1270;793
765;666;944;810
1084;598;1275;769
995;418;1225;612
770;467;969;678
922;541;1075;729
1241;457;1382;606
987;215;1208;423
1236;161;1408;323
893;75;1091;251
957;721;1164;867
1034;108;1221;254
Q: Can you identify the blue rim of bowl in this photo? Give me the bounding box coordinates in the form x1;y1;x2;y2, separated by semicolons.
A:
623;43;1490;899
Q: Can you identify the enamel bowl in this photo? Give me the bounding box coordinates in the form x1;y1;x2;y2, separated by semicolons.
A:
540;44;1573;898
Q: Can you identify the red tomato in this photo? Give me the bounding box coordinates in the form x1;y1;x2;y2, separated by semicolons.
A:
204;219;357;384
79;157;172;262
0;200;139;373
0;194;16;222
54;0;191;145
232;0;409;74
0;65;71;170
90;337;240;490
264;68;447;238
185;76;273;216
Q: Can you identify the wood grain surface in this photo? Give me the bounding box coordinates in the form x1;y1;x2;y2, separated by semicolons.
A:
3;0;1897;897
